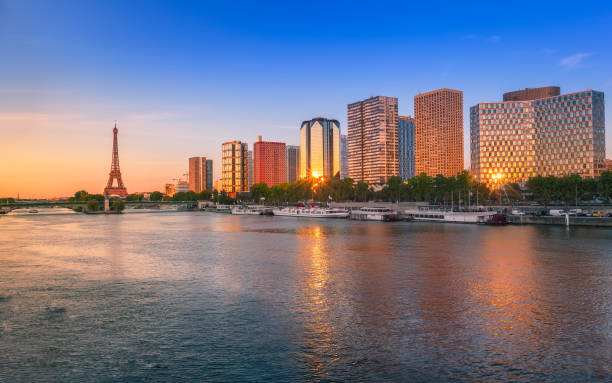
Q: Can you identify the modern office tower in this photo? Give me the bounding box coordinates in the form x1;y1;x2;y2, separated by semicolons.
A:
340;134;348;179
189;157;213;192
606;159;612;171
286;145;300;183
221;141;249;197
414;89;463;177
300;117;341;179
247;150;254;188
503;86;560;102
164;183;175;196
205;160;213;190
398;116;415;180
347;96;399;184
253;135;286;187
470;89;606;186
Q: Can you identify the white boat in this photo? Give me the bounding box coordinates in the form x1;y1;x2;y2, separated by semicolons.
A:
272;206;349;218
231;206;265;215
404;208;495;224
350;207;399;221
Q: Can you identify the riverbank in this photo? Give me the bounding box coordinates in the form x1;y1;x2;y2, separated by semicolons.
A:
507;215;612;227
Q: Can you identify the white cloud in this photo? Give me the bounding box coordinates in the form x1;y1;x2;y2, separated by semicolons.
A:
559;53;593;69
488;35;501;43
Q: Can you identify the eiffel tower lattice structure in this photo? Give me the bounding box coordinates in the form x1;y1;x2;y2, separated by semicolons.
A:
104;122;128;198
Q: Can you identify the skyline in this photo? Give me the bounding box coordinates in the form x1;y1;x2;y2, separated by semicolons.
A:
2;1;612;198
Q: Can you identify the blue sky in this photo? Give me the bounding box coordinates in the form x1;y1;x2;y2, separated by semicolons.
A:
1;0;611;197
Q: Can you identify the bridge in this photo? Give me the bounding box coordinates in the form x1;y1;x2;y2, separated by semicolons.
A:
0;200;199;210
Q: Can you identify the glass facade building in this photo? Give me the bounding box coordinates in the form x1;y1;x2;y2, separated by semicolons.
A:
247;150;253;189
398;116;415;180
300;117;341;179
188;157;213;192
347;96;399;184
221;141;249;197
286;145;300;183
340;134;348;179
470;89;606;186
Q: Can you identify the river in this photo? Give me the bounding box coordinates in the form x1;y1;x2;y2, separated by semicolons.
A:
0;212;610;382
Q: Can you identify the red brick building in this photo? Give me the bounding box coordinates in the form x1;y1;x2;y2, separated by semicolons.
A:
253;136;286;187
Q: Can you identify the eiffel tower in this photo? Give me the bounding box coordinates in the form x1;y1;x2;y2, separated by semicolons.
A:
104;122;128;197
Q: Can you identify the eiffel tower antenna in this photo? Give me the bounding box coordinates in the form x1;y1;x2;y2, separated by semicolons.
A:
104;121;128;197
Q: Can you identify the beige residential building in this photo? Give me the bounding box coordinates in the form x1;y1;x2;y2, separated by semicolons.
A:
347;96;398;184
221;141;249;197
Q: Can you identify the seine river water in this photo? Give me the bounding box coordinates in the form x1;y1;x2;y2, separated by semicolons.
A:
0;212;611;382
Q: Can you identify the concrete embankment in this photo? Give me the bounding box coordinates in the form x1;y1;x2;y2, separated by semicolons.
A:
507;215;612;227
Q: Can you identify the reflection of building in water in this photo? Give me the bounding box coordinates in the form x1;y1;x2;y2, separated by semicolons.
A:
294;223;403;377
294;225;338;377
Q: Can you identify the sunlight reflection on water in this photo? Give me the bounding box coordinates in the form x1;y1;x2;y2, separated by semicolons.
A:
0;212;610;382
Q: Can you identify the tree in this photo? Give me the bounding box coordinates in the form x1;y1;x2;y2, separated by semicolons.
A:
526;176;556;208
74;190;89;202
250;183;270;202
87;199;100;212
217;190;234;205
150;191;163;201
126;193;141;202
270;183;290;203
197;190;212;201
385;176;403;202
355;182;369;202
111;197;125;211
556;175;582;207
410;173;433;202
598;171;612;200
88;194;105;202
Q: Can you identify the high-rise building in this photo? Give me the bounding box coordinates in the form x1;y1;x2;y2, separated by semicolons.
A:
340;134;348;179
286;145;300;183
414;89;463;177
470;88;606;186
253;135;286;187
300;117;341;179
188;157;213;192
221;141;249;197
398;116;415;180
247;150;254;189
503;86;560;102
606;159;612;171
347;96;398;184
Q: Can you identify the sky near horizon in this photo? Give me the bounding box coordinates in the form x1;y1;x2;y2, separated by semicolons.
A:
1;0;611;198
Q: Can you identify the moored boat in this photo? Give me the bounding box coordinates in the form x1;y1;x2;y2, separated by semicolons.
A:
232;206;266;215
350;207;399;221
486;213;508;225
272;206;349;218
404;208;495;224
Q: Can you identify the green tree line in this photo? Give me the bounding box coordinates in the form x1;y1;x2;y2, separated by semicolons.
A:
247;170;612;206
